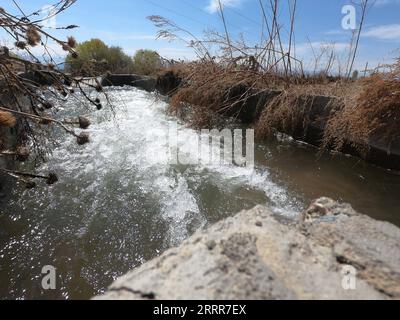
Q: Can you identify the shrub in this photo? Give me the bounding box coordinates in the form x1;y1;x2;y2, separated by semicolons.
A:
65;39;134;76
132;49;162;75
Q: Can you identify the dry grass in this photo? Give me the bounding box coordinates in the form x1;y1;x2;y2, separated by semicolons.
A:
165;61;358;135
165;58;400;161
254;89;316;139
253;80;360;140
152;1;399;161
322;59;400;155
166;61;300;128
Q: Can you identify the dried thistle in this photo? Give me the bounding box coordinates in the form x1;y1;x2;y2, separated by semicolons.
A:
67;36;77;48
95;98;102;110
15;41;27;50
25;180;37;189
43;101;54;109
0;110;17;127
0;1;109;187
0;46;9;57
77;132;90;145
78;116;91;129
26;26;41;47
62;43;70;51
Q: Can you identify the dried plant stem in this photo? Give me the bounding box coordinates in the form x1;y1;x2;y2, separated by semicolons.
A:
347;0;369;78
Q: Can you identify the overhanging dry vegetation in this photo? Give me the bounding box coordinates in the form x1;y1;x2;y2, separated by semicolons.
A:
151;1;399;164
322;59;400;155
162;58;399;160
0;1;109;187
167;61;288;128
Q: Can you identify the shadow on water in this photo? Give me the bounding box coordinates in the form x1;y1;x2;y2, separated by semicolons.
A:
256;138;400;227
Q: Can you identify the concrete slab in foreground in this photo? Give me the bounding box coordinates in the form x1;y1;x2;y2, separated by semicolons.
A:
94;198;400;300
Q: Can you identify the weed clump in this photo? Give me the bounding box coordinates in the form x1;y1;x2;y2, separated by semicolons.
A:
166;61;289;128
255;89;315;140
322;59;400;155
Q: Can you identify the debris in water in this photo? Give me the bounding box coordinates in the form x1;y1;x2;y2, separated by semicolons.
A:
25;180;37;189
77;132;90;145
46;173;59;185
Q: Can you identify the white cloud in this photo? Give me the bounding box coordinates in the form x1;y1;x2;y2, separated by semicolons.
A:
93;31;156;42
324;29;347;36
158;47;197;60
295;42;350;55
205;0;245;14
363;24;400;40
373;0;400;7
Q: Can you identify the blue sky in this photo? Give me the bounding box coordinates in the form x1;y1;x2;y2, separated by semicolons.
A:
2;0;400;70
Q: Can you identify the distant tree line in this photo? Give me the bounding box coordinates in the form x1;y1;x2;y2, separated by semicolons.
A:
65;39;163;76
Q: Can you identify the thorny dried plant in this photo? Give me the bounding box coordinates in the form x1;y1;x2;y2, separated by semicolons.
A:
0;0;110;188
148;0;304;77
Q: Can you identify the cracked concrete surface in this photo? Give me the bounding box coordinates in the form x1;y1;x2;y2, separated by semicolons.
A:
94;198;400;300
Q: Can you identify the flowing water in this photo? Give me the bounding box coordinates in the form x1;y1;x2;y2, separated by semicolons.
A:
1;87;400;300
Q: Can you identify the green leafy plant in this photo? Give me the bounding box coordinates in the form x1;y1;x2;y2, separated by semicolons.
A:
132;49;162;76
65;39;134;76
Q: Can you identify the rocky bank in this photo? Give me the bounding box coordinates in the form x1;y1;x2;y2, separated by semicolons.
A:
95;198;400;300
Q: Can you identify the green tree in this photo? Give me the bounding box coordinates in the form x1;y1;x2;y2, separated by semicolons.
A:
65;39;134;76
132;49;162;75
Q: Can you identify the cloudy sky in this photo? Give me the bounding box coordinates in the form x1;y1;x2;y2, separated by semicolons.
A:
1;0;399;70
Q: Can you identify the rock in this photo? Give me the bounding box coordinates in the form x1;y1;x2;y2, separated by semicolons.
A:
101;74;156;92
95;198;400;300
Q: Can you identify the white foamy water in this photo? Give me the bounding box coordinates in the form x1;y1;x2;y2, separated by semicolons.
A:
43;88;300;242
0;87;303;299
